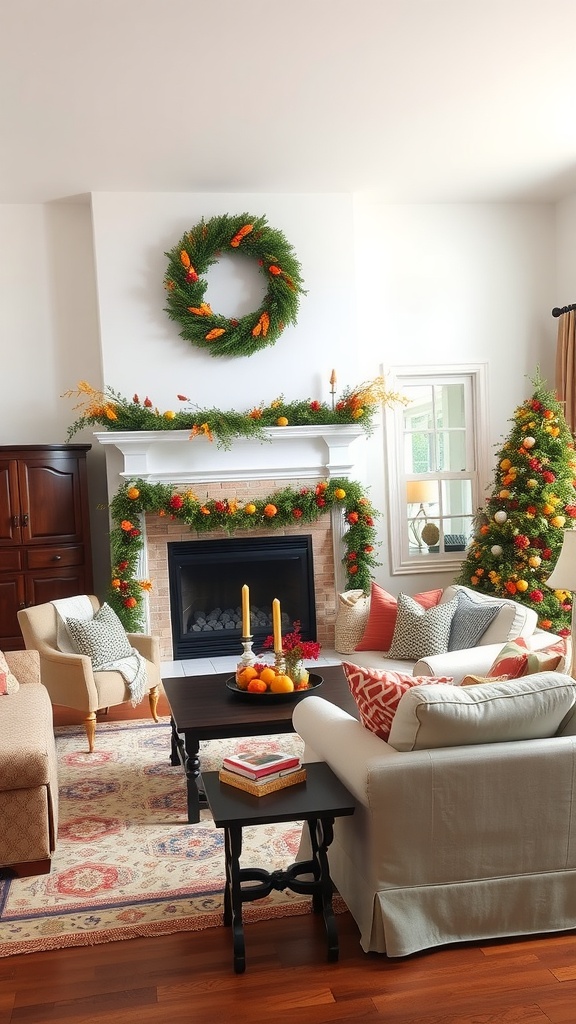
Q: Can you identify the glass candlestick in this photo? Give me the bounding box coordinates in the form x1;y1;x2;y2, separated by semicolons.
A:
274;650;286;675
236;636;256;681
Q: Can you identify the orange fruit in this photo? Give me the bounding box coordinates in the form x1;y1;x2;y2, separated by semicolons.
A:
259;666;277;686
247;678;268;693
269;674;294;694
236;666;258;689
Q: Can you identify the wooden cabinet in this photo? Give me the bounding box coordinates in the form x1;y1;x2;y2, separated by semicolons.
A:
0;445;93;649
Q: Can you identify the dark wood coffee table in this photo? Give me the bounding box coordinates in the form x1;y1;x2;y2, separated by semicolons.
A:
163;664;357;823
201;761;355;973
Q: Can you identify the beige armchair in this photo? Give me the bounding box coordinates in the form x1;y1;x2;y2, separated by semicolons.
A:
18;597;161;752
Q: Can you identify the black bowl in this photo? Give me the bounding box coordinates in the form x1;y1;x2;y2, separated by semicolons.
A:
225;672;323;702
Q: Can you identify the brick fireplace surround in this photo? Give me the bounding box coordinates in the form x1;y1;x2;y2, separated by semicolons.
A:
96;425;367;662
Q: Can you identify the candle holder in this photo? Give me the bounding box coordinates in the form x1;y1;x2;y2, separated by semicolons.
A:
274;650;286;675
234;630;254;679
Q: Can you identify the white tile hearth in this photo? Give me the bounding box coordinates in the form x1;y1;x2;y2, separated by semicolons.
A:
161;650;343;678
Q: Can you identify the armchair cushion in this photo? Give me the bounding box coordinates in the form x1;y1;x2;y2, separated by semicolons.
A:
0;650;19;694
440;585;538;644
66;602;133;666
341;660;453;741
388;672;576;752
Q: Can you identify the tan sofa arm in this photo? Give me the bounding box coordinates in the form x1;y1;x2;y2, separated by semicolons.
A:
35;645;99;710
4;649;41;685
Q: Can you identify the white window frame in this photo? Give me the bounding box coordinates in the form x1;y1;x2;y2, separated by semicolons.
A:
384;363;490;576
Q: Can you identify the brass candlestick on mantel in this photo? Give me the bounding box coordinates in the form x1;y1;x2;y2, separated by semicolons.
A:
330;369;337;411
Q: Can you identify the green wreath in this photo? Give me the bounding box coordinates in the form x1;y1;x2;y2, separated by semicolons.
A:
163;213;306;358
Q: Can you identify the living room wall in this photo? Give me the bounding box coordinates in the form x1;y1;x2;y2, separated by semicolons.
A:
0;193;559;607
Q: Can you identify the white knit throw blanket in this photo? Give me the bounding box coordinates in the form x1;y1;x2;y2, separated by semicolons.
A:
51;596;147;706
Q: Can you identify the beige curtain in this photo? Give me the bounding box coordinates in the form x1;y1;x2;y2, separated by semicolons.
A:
556;309;576;435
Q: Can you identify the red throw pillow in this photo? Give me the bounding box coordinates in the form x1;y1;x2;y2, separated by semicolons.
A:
0;670;7;696
342;661;453;741
355;583;443;652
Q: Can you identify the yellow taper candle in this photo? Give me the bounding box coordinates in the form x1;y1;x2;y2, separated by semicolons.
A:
241;584;250;636
272;598;282;654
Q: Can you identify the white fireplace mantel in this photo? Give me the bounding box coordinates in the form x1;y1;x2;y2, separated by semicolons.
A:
95;424;367;484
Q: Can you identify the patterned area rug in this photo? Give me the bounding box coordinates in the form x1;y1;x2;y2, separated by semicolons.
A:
0;718;340;957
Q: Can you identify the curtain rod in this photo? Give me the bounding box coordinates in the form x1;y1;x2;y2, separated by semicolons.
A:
552;304;576;317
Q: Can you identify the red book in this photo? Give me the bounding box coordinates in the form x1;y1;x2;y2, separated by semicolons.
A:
222;750;301;780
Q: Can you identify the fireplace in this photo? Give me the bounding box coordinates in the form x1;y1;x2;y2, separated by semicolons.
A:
96;424;367;661
167;534;317;659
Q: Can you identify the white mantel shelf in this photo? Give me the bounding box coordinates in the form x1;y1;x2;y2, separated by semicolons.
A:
95;425;367;484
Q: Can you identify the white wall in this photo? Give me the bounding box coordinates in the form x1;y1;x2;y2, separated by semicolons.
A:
89;192;360;410
0;192;560;605
354;200;557;592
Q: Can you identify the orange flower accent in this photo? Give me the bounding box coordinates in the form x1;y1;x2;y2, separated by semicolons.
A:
269;265;281;275
480;524;490;535
124;596;138;609
230;224;253;247
180;250;191;268
126;487;140;500
200;506;210;515
111;578;121;589
248;408;263;420
139;579;153;592
120;520;134;532
264;504;278;518
206;328;225;341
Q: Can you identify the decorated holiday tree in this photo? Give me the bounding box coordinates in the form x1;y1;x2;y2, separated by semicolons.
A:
457;371;576;636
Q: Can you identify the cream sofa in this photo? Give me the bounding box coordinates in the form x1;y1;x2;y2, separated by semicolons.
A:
0;650;59;875
293;673;576;957
335;583;561;684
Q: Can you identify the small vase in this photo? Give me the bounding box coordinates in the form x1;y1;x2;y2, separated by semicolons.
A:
285;658;309;687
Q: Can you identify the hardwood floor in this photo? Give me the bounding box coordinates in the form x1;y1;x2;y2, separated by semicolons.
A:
1;701;575;1024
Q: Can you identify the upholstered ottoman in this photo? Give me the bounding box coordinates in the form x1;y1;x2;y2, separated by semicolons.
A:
0;650;59;876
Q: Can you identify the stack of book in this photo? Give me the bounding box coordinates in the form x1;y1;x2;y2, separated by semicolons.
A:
219;750;307;797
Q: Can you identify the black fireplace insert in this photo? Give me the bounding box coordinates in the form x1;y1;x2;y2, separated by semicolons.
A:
167;534;317;660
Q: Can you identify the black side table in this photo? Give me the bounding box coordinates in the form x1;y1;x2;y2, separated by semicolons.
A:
200;761;356;974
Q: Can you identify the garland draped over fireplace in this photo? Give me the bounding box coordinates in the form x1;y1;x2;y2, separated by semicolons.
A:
107;477;379;631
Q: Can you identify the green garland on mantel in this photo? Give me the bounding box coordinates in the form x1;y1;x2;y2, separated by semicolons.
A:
107;477;380;632
64;376;406;447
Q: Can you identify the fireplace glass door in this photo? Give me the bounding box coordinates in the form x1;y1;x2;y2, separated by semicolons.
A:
167;535;317;659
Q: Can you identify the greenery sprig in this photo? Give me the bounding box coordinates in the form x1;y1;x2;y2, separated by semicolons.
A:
107;477;380;632
63;376;408;448
163;213;306;358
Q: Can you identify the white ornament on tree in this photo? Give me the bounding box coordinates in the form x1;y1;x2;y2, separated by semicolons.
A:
491;544;503;556
494;510;508;524
522;436;536;449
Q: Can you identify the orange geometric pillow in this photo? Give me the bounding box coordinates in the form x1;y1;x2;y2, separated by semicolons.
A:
341;660;453;741
355;583;443;652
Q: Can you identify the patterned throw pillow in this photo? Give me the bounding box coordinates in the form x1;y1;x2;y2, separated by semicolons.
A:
447;589;500;651
355;583;443;652
66;602;133;667
485;637;529;679
342;661;454;741
525;637;570;675
0;651;19;694
385;593;458;661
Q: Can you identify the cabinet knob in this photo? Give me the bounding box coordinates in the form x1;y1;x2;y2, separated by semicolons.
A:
52;554;62;561
12;515;19;528
21;513;29;527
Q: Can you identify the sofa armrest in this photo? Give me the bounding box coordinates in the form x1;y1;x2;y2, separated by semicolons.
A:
127;632;160;668
292;695;399;804
4;649;41;685
414;630;564;683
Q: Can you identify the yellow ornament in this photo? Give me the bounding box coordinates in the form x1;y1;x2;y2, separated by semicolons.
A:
163;410;176;420
551;515;566;528
516;580;529;592
126;487;140;500
244;503;257;514
276;416;289;426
